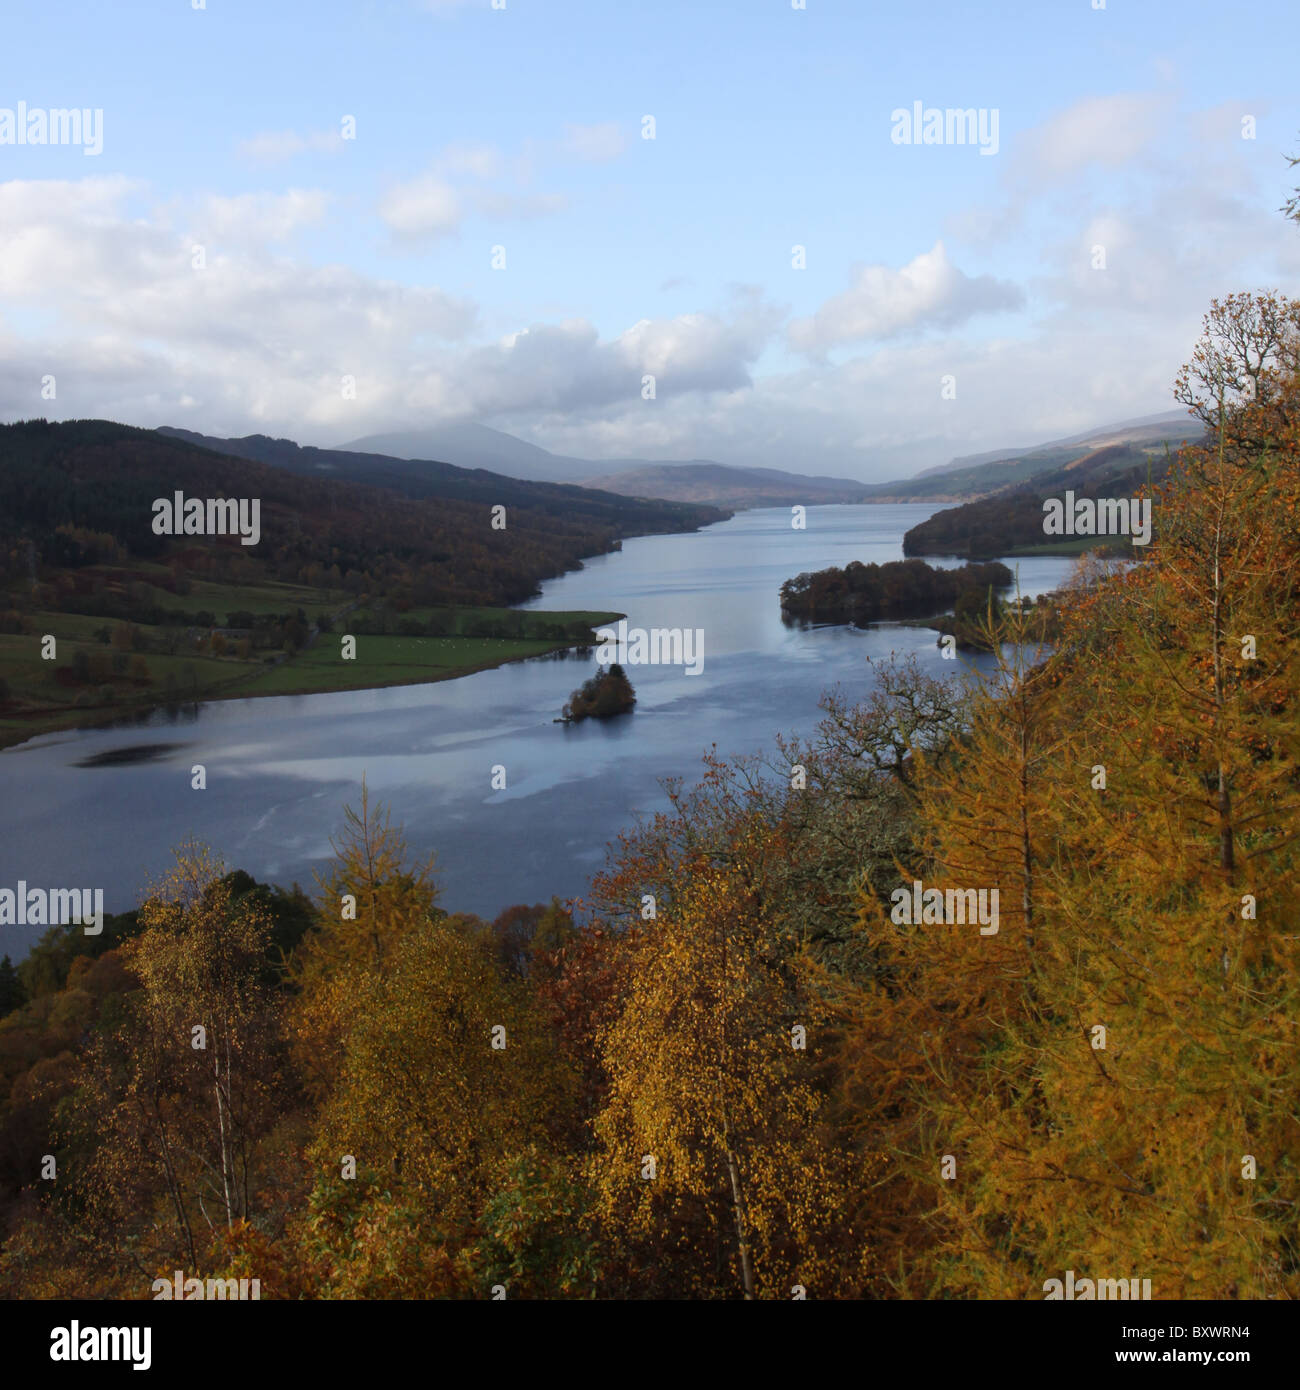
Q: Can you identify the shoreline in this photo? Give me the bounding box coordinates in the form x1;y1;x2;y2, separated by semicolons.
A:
0;618;627;755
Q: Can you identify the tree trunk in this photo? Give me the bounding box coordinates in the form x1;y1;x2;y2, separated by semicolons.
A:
213;1036;234;1229
722;1119;755;1300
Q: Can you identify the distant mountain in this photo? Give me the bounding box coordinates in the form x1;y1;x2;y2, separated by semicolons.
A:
869;412;1203;505
583;461;872;509
157;427;728;538
867;448;1087;503
911;410;1201;481
339;423;608;485
339;422;822;503
1054;408;1204;449
337;423;875;508
289;407;1204;512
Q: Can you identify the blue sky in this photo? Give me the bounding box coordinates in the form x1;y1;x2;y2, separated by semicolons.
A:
1;0;1297;479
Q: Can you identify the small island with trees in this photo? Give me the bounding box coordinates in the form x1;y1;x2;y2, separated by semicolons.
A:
557;663;637;723
779;557;1013;627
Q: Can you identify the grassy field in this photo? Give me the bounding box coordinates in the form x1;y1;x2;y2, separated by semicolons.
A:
341;603;619;634
999;537;1131;558
236;633;598;696
0;599;622;750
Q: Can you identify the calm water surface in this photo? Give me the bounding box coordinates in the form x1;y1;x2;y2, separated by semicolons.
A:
0;505;1079;953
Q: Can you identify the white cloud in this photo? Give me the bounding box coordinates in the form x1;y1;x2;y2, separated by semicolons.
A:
1189;99;1272;146
0;174;141;224
2;79;1294;486
518;325;1184;479
1015;93;1172;179
425;292;781;419
185;190;331;244
436;141;502;179
378;131;589;242
0;176;477;432
472;190;567;220
378;174;462;240
562;122;626;163
0;176;783;442
0;174;1213;477
788;242;1023;354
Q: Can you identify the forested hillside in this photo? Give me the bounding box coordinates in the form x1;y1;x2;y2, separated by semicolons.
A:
0;420;718;746
902;443;1160;556
0;420;723;606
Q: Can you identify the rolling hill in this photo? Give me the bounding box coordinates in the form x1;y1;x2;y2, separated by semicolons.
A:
582;460;873;508
901;443;1164;557
338;422;609;485
913;409;1201;479
869;414;1203;504
327;410;1203;511
0;418;726;750
157;427;728;537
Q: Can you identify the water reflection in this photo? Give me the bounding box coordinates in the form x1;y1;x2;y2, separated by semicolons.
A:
0;505;1082;953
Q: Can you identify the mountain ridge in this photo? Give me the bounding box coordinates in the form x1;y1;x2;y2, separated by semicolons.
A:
160;408;1207;514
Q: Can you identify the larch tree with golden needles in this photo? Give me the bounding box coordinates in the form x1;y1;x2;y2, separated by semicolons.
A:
1002;308;1300;1298
831;592;1072;1296
851;296;1300;1298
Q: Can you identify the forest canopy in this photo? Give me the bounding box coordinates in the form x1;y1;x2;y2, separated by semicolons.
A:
2;289;1298;1299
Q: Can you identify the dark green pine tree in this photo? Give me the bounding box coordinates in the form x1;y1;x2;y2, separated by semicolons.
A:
0;954;24;1017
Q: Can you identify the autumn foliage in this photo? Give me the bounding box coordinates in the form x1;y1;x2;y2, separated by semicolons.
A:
2;292;1299;1298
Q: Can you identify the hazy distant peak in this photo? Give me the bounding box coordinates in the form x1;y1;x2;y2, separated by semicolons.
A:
338;423;603;484
922;408;1199;478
